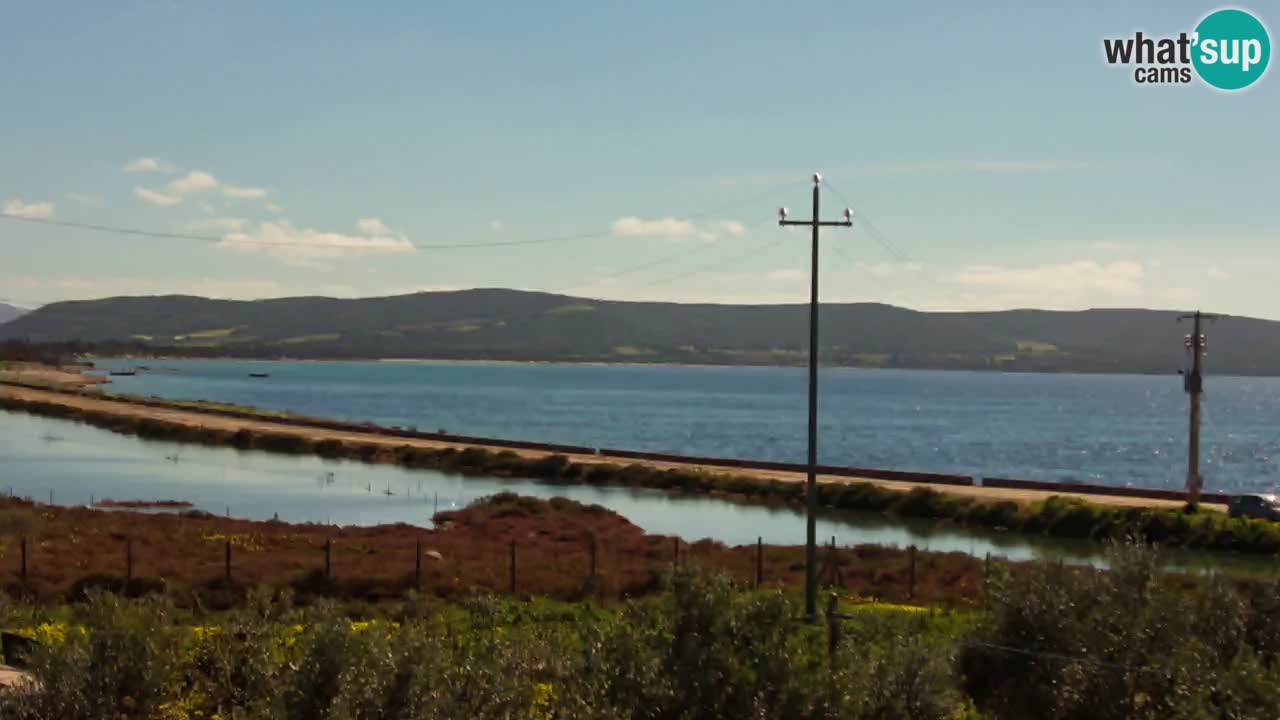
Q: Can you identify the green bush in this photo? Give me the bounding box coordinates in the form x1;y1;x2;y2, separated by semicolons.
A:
962;542;1280;719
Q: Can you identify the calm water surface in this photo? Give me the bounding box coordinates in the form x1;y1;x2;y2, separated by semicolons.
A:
3;411;1274;574
93;359;1280;494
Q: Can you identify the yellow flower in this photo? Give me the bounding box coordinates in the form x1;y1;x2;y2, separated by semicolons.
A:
847;602;928;614
12;622;75;646
530;682;556;720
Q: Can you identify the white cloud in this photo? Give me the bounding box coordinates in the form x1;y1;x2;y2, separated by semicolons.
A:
490;219;504;232
765;269;807;283
3;199;55;219
357;217;392;235
717;220;747;237
944;260;1144;297
854;261;923;278
67;193;104;206
265;203;285;214
8;274;287;303
611;216;696;239
610;216;747;243
1207;266;1232;280
167;170;219;195
223;184;268;199
133;187;181;206
218;219;415;268
123;157;172;173
185;217;248;233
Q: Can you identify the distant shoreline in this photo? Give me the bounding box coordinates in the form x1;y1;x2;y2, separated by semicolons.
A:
83;354;1257;380
86;353;1215;377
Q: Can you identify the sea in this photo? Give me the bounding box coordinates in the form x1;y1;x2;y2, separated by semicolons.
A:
88;358;1280;495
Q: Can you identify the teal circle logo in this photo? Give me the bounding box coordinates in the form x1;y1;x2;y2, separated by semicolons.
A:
1192;9;1271;90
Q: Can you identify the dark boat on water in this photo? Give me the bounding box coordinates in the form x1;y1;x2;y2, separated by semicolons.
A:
109;370;137;376
248;372;270;378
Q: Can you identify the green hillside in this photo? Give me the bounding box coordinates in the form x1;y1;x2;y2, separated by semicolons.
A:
1;288;1273;374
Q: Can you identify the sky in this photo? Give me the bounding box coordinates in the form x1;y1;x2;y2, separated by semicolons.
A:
1;1;1277;317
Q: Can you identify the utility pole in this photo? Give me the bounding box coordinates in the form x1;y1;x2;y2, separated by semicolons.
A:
1179;310;1218;508
779;173;852;620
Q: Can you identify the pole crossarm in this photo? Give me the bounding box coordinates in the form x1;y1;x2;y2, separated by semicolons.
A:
781;220;854;227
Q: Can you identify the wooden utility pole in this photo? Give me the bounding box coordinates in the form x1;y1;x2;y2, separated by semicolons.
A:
779;174;853;620
1179;310;1218;508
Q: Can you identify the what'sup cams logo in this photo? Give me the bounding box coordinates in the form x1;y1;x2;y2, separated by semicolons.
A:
1104;8;1270;90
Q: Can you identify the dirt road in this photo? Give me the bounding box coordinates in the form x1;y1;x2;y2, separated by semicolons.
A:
0;382;1223;512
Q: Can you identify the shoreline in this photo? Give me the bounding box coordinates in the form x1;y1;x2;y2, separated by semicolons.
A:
80;354;1255;378
2;380;1274;558
0;376;1211;510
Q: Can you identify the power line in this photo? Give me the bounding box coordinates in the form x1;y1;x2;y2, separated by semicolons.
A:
558;216;777;295
819;180;911;262
630;234;790;290
958;640;1164;675
0;213;227;244
0;180;805;252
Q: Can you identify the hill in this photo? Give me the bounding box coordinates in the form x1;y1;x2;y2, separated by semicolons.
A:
0;303;27;325
0;289;1273;374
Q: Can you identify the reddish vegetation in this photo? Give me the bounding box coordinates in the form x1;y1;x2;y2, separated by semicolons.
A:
0;493;988;606
93;499;195;509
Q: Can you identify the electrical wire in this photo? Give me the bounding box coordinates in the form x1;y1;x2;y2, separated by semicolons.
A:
0;179;805;252
557;216;779;296
957;640;1165;675
819;180;912;262
631;233;790;290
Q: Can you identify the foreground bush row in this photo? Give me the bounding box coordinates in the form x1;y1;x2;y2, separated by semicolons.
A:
5;544;1280;720
4;393;1280;555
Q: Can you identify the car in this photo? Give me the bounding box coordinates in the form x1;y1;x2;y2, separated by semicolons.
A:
1227;493;1280;521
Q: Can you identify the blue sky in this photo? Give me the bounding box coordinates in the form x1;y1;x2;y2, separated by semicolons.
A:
1;1;1277;316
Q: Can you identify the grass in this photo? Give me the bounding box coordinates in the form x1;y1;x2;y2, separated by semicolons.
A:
181;328;237;340
546;303;596;315
5;544;1280;719
277;333;340;344
1015;339;1059;353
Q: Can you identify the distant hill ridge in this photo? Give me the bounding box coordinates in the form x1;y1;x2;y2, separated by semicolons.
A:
0;303;27;325
1;288;1275;374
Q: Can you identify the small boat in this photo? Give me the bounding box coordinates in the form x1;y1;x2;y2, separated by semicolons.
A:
248;372;270;378
109;370;137;376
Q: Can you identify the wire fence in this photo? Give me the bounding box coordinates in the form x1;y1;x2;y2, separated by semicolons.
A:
0;523;997;609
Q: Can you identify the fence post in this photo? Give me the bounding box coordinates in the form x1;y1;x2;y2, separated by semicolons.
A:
826;593;840;663
415;537;422;587
589;534;597;581
829;536;837;586
20;535;27;582
673;537;680;568
224;539;232;584
324;539;332;580
126;538;133;582
908;545;917;601
983;552;991;605
509;540;517;594
755;536;763;589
